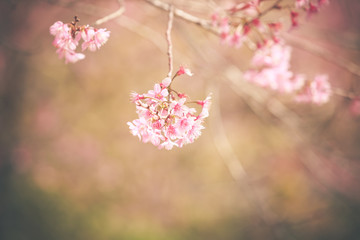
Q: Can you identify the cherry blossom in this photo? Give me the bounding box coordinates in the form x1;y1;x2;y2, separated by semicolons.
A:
49;17;110;63
244;40;331;104
295;75;331;105
56;48;85;64
295;0;309;8
128;67;211;150
290;11;300;28
176;66;193;76
318;0;330;7
294;0;330;19
244;41;305;93
81;27;110;51
211;0;329;48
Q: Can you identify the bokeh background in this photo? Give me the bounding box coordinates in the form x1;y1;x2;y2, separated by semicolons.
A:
1;0;360;239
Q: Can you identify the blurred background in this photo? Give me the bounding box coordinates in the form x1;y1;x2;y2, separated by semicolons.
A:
0;0;360;239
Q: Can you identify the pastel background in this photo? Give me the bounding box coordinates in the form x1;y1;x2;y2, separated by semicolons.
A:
0;1;359;239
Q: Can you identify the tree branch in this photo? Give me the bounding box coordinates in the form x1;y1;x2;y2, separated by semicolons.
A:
166;6;174;78
143;0;219;35
95;0;125;25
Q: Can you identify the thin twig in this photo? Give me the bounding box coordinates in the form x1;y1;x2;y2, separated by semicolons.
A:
144;0;360;81
166;6;174;78
144;0;219;35
95;0;125;25
210;88;247;181
115;15;166;54
332;87;357;99
257;0;282;18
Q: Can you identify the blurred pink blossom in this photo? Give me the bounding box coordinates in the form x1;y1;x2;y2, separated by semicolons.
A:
81;27;110;51
295;75;331;105
244;41;305;93
295;0;309;8
349;98;360;117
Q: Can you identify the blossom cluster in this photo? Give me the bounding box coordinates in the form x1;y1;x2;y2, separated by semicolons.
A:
244;40;331;105
50;17;110;63
210;0;257;47
127;67;211;150
295;74;331;105
295;0;329;10
211;0;330;48
210;0;281;49
292;0;330;27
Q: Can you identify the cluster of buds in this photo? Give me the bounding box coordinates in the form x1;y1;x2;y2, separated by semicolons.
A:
295;0;329;9
295;74;331;105
127;67;212;150
49;16;110;63
291;0;330;27
211;0;330;48
244;40;331;105
211;0;282;49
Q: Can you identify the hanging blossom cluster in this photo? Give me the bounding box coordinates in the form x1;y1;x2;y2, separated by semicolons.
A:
244;40;331;105
49;16;110;63
127;67;212;150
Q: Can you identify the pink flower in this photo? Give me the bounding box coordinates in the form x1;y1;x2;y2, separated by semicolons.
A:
307;3;319;15
50;19;110;63
161;77;172;87
230;32;243;48
290;11;300;28
56;48;85;63
310;74;331;104
244;41;304;93
219;17;231;43
268;22;282;32
251;42;291;68
197;94;212;119
318;0;330;7
159;138;178;150
81;27;110;51
128;69;211;150
211;12;219;27
50;21;67;36
295;75;331;105
176;66;193;76
50;21;84;63
349;97;360;117
130;92;144;102
294;87;313;103
244;41;324;97
127;118;148;140
295;0;309;8
147;83;169;100
240;0;260;17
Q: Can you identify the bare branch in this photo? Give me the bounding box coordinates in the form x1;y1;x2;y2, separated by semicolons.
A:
144;0;219;35
115;15;166;54
210;88;247;181
332;87;357;99
95;0;125;26
166;6;174;78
